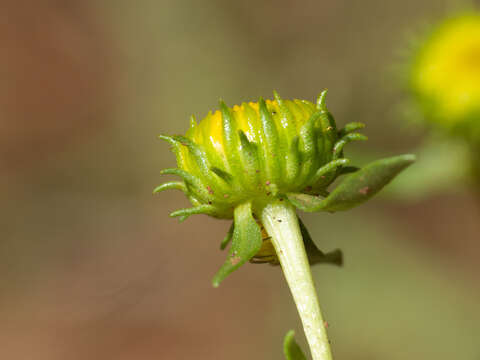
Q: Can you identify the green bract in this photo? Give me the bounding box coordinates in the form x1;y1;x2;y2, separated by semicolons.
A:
156;90;415;286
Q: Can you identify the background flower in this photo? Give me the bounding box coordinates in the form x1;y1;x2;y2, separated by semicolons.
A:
410;13;480;140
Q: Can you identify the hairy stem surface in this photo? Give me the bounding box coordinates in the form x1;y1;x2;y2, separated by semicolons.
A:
260;201;333;360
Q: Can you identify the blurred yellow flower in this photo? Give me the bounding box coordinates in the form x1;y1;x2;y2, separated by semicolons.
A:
410;13;480;136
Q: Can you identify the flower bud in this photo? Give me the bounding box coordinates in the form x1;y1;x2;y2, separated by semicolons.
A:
155;90;414;286
156;91;365;219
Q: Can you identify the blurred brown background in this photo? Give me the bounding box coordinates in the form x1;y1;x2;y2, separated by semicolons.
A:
1;0;479;359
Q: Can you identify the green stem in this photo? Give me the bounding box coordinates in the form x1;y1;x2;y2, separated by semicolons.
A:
260;201;333;360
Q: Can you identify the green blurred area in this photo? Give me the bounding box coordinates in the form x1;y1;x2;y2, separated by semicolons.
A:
1;1;479;359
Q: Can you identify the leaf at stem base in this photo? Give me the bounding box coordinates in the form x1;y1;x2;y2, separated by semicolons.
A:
284;330;307;360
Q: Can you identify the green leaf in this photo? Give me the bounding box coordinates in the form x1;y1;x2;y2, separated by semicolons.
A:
284;330;307;360
212;202;262;287
322;154;416;211
249;217;342;267
220;223;234;250
288;154;416;212
299;218;343;266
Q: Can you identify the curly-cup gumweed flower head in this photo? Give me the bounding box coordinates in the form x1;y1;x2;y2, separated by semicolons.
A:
410;12;480;139
155;90;414;286
155;90;414;360
159;91;361;219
